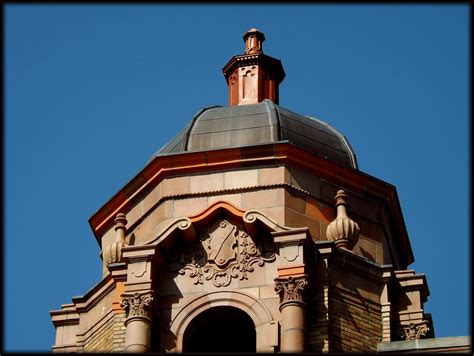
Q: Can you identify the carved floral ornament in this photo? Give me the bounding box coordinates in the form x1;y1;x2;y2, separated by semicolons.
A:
120;292;154;318
401;321;430;340
274;276;308;306
166;219;276;287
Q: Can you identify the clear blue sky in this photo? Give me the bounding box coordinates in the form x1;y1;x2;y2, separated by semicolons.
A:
4;4;470;352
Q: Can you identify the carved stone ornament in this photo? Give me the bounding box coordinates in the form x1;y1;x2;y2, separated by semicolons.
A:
401;321;430;340
103;213;128;265
166;219;275;287
326;190;360;250
120;292;154;318
274;276;308;305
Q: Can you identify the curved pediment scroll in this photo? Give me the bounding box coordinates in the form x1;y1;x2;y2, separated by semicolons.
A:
140;201;246;247
243;210;293;237
140;217;195;246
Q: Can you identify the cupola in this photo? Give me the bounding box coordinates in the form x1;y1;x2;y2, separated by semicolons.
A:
222;28;286;106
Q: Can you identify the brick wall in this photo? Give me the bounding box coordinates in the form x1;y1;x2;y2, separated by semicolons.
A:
329;286;382;352
307;286;329;352
83;312;126;352
112;312;127;351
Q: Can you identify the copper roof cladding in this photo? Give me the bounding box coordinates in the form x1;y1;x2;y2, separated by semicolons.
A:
150;29;358;169
150;99;358;169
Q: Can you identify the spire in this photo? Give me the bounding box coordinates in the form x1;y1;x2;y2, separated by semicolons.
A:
222;28;285;106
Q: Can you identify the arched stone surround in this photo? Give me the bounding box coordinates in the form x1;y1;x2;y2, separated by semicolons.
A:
170;290;278;352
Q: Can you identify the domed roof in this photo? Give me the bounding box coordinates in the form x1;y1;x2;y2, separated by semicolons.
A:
150;100;358;169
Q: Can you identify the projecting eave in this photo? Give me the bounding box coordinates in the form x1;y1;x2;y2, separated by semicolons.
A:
88;142;414;269
222;53;286;84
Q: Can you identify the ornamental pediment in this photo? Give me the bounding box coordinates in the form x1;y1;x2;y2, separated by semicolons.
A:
121;201;301;274
166;218;276;287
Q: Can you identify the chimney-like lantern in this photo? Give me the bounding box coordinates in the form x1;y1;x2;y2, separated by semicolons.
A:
222;28;286;106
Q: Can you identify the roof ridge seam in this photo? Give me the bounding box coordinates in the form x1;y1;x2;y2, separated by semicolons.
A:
305;115;358;169
185;105;221;151
264;100;281;141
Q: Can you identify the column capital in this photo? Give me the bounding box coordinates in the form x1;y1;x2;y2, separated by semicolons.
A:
400;320;431;341
120;291;154;320
274;275;308;309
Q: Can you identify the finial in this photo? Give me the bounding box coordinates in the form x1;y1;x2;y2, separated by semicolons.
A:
243;28;265;55
114;213;127;231
335;190;348;209
326;190;360;250
103;213;129;266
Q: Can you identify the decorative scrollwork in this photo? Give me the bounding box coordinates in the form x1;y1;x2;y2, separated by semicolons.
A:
274;276;308;305
120;292;154;318
401;321;430;340
166;219;275;287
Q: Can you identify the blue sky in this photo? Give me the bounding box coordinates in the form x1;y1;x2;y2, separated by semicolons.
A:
4;4;470;352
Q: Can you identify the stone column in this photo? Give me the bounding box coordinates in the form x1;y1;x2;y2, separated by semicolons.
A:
121;245;158;352
120;291;154;352
275;275;308;352
272;228;309;353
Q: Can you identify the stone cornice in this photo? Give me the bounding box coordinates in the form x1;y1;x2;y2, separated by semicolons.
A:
88;142;414;267
69;273;116;314
50;271;124;325
377;336;471;353
50;303;80;327
394;270;430;302
314;240;394;283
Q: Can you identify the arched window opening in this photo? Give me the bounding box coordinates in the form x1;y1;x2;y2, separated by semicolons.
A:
183;306;256;352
